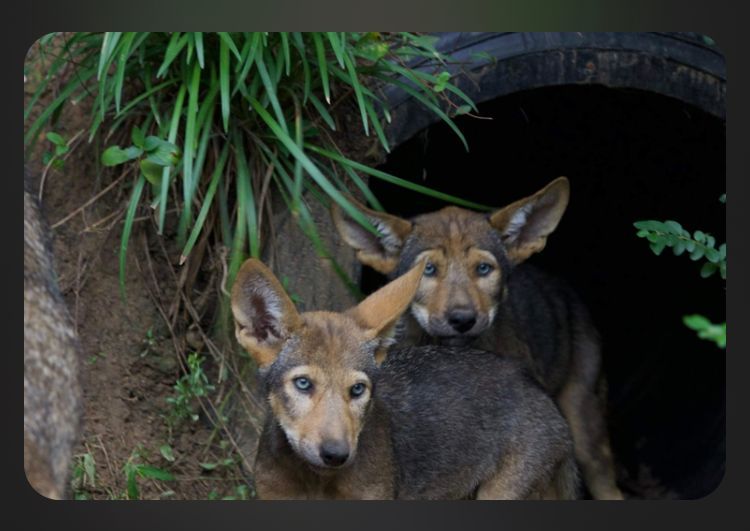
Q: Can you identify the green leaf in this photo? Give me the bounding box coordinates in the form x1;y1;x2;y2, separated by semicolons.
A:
700;262;718;278
719;193;726;204
144;137;180;166
664;220;682;234
140;159;165;186
683;314;711;330
159;445;175;462
672;240;686;256
83;453;96;487
433;71;451;92
136;465;174;481
102;145;142;166
200;462;218;471
649;241;666;256
46;131;66;146
125;464;139;500
131;126;145;148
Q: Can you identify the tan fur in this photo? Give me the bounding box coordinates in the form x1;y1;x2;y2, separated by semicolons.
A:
332;177;623;500
489;177;570;264
232;260;423;499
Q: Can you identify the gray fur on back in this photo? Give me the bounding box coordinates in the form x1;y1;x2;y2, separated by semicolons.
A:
378;346;573;499
24;180;82;498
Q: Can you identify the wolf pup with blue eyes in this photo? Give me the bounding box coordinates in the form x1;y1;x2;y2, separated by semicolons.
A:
231;258;578;499
332;177;622;500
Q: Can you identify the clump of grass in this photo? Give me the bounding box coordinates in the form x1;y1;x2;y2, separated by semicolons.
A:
25;32;487;302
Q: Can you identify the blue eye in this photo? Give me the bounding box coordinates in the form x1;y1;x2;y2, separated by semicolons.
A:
424;262;437;277
294;377;312;392
350;383;366;398
476;263;494;276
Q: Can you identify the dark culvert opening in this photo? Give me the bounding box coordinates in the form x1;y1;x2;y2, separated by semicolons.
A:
364;84;725;499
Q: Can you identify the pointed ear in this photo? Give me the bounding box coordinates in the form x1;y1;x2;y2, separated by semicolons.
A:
230;259;300;368
489;177;570;264
347;261;425;363
331;198;412;274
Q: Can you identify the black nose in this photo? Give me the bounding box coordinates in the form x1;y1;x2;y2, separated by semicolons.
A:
320;441;350;467
447;308;477;333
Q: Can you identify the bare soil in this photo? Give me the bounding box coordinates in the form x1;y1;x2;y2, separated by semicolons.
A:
25;55;253;501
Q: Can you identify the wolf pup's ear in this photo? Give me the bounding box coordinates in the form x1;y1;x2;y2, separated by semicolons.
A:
489;177;570;265
231;259;300;368
331;199;413;275
347;261;425;364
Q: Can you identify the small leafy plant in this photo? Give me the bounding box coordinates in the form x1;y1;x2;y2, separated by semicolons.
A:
71;452;96;500
634;194;725;348
165;352;215;426
634;220;726;279
123;446;175;500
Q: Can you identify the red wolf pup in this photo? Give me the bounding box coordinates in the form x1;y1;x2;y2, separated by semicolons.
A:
332;177;622;499
231;258;578;499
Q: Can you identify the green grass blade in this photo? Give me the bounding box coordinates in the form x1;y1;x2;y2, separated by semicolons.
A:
248;96;378;235
158;84;187;234
156;32;188;78
219;37;230;132
311;33;330;104
120;174;146;299
342;164;384;211
180;143;229;264
217;32;242;61
307;144;492;211
384;61;478;112
177;61;202;245
374;72;468;151
342;51;369;136
363;97;389;152
97;32;122;79
233;130;260;258
113;32;137;113
233;32;261;95
280;32;291;76
194;32;205;68
255;50;288;134
114;78;177;120
326;32;346;68
307;92;336;131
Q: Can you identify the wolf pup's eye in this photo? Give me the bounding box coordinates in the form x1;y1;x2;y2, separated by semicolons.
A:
424;262;437;277
293;377;312;392
476;262;494;276
350;383;367;398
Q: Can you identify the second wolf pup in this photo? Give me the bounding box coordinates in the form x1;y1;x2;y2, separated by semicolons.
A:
332;177;622;499
231;259;578;499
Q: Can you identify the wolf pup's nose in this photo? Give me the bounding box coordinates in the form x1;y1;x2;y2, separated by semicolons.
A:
447;308;477;333
320;441;350;467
